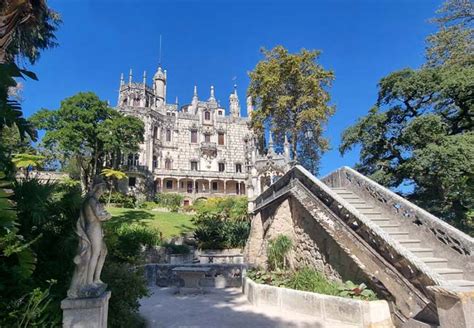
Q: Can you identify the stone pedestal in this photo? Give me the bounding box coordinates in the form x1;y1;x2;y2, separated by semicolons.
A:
429;285;474;328
61;291;111;328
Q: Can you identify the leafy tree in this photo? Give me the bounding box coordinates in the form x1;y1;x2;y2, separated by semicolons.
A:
12;153;45;179
340;0;474;234
247;46;335;174
0;0;61;64
101;168;127;206
31;92;144;191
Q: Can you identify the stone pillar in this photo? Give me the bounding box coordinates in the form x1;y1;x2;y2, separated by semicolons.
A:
429;286;474;328
61;291;111;328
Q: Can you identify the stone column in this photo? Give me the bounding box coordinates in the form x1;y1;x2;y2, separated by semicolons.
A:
61;291;111;328
428;285;474;328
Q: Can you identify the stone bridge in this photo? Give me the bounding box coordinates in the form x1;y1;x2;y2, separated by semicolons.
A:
245;165;474;328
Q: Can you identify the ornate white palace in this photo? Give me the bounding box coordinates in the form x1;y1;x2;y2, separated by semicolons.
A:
115;64;291;204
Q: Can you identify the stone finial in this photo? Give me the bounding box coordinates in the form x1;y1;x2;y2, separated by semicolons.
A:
193;85;198;98
233;83;238;96
129;69;133;86
210;85;215;100
120;73;124;86
246;96;254;115
143;70;147;84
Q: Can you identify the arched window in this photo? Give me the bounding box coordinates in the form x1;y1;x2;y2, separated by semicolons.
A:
166;129;171;142
152;156;158;169
165;159;172;170
133;154;139;166
153;126;158;139
204;111;211;120
127;154;134;166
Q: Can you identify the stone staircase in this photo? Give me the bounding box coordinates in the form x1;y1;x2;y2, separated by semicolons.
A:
330;187;474;288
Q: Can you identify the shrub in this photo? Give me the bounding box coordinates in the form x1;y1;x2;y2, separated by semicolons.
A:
337;281;377;301
155;193;183;212
102;262;148;328
267;235;292;270
286;268;339;296
106;223;161;264
192;196;248;221
103;192;136;208
163;243;190;255
193;212;250;249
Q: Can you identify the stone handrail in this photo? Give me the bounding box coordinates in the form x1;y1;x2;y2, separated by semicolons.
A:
252;165;457;297
322;166;474;258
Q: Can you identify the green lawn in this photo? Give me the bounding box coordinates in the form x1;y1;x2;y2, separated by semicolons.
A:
107;207;195;239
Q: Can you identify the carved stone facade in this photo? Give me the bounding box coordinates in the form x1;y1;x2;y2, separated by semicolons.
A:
115;65;291;202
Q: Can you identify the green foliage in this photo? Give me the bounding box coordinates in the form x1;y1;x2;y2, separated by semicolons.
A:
248;45;335;174
105;222;161;264
340;0;474;234
193;212;250;250
30;92;144;191
192;196;249;221
267;235;293;271
4;280;60;328
0;63;38;145
102;262;148;328
163;243;191;255
247;268;378;301
337;280;377;301
102;192;137;208
2;0;61;65
286;268;340;296
155;193;184;212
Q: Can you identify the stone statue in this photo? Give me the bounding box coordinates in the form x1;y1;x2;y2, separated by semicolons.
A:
67;182;111;299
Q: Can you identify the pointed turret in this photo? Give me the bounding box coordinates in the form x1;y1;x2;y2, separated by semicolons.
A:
153;65;167;107
209;85;216;101
268;129;276;155
128;69;133;86
229;84;240;118
143;70;147;85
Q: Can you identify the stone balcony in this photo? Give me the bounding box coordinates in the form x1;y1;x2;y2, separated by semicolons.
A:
200;141;217;157
153;168;247;181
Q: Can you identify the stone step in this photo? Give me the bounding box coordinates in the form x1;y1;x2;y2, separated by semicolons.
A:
406;248;434;257
369;217;392;225
398;239;422;247
450;280;474;287
434;268;465;280
378;223;403;233
357;210;383;216
353;204;375;210
345;199;366;204
387;231;410;240
333;190;355;195
420;257;449;269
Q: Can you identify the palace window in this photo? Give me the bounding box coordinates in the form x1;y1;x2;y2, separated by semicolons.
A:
191;161;198;171
204;134;211;143
212;181;218;191
218;110;223;116
165;159;172;170
128;177;136;187
235;163;242;173
218;132;224;145
166;129;171;142
152;156;158;169
204;111;211;120
191;130;198;143
153;126;158;139
166;180;173;189
218;162;225;172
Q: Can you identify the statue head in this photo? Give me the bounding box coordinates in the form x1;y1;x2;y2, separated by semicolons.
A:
90;182;107;198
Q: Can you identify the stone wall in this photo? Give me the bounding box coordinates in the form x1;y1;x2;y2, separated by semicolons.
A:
245;196;367;283
243;277;394;328
142;263;246;288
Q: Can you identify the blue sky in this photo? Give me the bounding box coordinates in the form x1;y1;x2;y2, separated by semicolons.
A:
20;0;442;176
